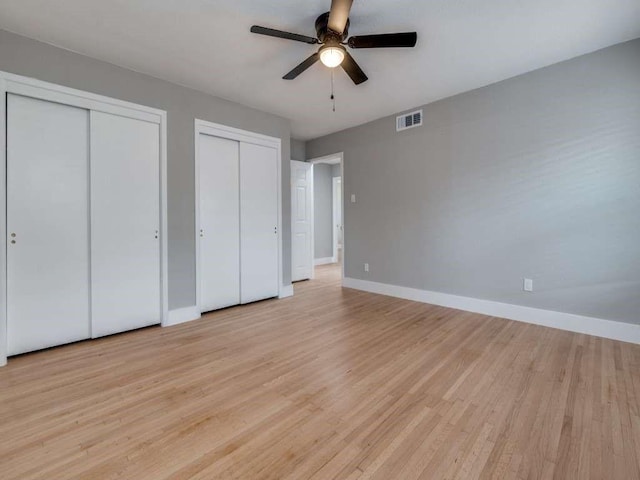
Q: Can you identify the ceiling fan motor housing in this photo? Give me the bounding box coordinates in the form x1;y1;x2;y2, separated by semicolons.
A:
315;12;349;44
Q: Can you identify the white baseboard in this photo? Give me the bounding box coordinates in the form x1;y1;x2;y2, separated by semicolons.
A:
342;277;640;345
164;305;201;327
315;257;336;266
279;284;294;299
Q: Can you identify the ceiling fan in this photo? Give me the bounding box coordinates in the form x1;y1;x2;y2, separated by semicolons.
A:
250;0;417;85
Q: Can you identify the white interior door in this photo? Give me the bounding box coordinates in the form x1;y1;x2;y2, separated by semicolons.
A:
6;94;90;355
291;160;313;282
240;142;279;303
90;111;161;337
199;134;240;311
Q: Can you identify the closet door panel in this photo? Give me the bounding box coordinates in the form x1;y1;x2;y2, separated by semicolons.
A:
90;111;161;337
199;134;240;312
6;94;90;355
240;142;279;304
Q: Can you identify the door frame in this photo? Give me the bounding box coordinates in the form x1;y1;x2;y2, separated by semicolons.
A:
309;152;345;280
194;119;283;312
0;71;169;366
290;160;314;281
332;176;342;264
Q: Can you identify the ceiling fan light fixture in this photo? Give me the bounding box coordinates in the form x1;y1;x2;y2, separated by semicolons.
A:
250;1;418;85
319;46;345;68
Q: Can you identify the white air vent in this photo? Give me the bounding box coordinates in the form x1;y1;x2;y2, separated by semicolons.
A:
396;109;423;132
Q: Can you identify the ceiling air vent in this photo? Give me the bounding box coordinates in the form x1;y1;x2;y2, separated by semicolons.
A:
396;109;423;132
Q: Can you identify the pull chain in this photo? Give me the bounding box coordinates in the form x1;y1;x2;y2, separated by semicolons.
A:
330;68;336;112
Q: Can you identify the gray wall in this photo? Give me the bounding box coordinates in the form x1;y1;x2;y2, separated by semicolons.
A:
290;139;306;161
307;38;640;325
313;164;333;259
0;29;292;310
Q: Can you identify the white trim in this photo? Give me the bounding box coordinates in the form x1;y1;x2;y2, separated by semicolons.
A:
165;306;201;327
310;166;315;280
340;155;344;280
0;77;6;366
196;119;283;149
315;257;337;266
342;277;640;345
1;72;164;123
159;113;169;328
0;71;169;366
310;154;341;165
279;285;294;299
194;118;284;313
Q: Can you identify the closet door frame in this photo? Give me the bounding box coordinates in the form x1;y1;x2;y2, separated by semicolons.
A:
0;71;169;366
194;119;283;313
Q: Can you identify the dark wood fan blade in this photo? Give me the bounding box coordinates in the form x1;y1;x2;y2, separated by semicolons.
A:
328;0;354;34
348;32;417;49
341;51;368;85
283;53;320;80
250;26;318;44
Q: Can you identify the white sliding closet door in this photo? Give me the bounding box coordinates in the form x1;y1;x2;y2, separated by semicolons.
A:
6;94;90;355
90;111;161;337
240;142;279;304
199;134;241;311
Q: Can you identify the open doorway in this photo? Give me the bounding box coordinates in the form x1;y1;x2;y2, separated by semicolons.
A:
291;152;344;283
309;153;344;279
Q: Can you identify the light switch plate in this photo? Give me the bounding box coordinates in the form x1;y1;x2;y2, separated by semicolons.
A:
523;278;533;292
351;194;356;203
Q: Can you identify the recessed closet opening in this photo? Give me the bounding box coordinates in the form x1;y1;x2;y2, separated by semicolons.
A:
0;71;169;366
194;119;283;315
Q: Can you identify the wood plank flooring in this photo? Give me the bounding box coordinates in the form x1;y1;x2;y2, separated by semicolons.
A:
1;264;639;479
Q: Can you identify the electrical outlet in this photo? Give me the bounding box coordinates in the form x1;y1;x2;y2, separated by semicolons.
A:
364;263;369;273
523;278;533;292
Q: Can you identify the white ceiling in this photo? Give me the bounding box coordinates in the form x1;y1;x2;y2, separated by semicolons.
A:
1;0;639;140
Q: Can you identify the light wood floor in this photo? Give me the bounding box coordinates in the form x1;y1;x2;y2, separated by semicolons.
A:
1;264;639;479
